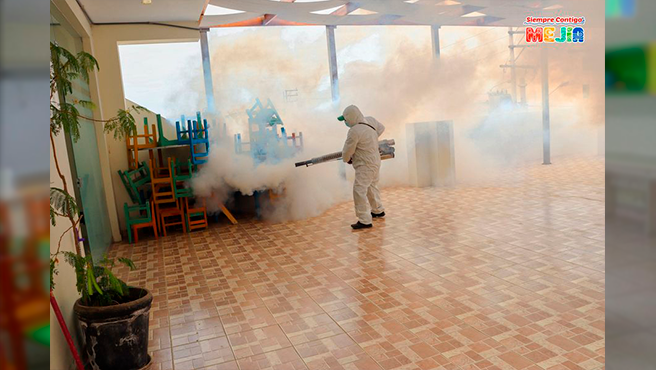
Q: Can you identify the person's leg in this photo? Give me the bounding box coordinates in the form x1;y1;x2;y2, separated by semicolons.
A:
353;168;373;225
367;167;384;215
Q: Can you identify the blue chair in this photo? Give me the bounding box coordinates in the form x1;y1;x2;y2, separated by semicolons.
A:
176;114;192;143
190;111;210;165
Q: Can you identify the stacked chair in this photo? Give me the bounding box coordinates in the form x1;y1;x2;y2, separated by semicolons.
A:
124;201;157;244
150;158;186;236
119;158;208;243
118;162;151;204
119;162;158;243
131;112;212;168
149;152;170;179
157;114;187;147
119;112;235;243
176;115;192;143
185;199;208;232
126;117;158;170
172;159;208;231
190;112;210;165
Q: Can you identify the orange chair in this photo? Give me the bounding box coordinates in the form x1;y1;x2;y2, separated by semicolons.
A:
183;197;208;232
169;159;208;232
158;202;186;236
126;117;158;170
149;158;185;236
149;158;175;202
150;150;170;179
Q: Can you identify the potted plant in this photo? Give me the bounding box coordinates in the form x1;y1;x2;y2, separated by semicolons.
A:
49;41;152;370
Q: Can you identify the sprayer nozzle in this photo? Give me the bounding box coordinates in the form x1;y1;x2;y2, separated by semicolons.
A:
337;115;345;121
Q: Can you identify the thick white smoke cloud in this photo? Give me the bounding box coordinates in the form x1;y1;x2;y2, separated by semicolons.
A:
191;136;351;222
176;14;603;222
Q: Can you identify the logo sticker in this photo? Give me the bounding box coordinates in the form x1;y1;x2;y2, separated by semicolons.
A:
524;17;585;43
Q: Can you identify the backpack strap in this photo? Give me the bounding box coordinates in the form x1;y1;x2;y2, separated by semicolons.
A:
358;122;376;131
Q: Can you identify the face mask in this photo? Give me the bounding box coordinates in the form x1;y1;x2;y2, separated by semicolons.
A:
337;115;347;128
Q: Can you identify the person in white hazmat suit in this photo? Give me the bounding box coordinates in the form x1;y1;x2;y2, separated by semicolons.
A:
338;105;386;229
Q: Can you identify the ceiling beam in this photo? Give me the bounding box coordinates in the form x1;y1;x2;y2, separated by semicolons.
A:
331;2;360;16
198;0;211;24
263;0;296;26
263;14;277;25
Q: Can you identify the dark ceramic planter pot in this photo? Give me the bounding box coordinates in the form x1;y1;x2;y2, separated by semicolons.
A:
74;288;153;370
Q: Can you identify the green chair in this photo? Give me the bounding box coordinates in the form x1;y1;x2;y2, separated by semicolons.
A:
124;201;158;243
118;161;151;205
183;197;208;232
171;159;209;231
171;159;194;199
118;169;140;204
157;114;188;147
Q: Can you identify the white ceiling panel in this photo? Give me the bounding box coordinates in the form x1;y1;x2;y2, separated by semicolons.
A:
76;0;595;27
77;0;207;23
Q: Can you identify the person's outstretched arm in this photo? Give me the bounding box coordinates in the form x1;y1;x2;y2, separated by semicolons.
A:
342;129;358;163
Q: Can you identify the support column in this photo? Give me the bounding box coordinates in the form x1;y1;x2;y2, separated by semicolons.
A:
430;25;441;59
541;46;551;165
200;28;217;113
508;27;517;103
326;25;339;103
518;76;527;106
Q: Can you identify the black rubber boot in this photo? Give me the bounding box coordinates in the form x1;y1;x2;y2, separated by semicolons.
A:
371;212;385;218
351;221;373;229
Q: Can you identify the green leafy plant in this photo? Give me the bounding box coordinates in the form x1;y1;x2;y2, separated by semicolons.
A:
62;253;137;306
49;41;147;305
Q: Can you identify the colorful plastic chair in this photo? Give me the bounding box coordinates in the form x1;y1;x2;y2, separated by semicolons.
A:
158;202;186;236
126;117;158;170
183;197;208;232
149;158;185;236
190;112;210;165
118;161;151;205
124;201;158;243
157;114;187;147
176;115;192;142
171;159;194;199
149;148;171;179
118;169;141;204
170;159;208;231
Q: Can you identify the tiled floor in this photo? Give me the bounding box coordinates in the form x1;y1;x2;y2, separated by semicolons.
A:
109;157;605;370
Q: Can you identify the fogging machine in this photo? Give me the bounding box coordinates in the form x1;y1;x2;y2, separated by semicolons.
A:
295;139;395;167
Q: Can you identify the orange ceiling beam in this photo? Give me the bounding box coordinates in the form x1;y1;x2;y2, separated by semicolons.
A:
210;15;315;28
